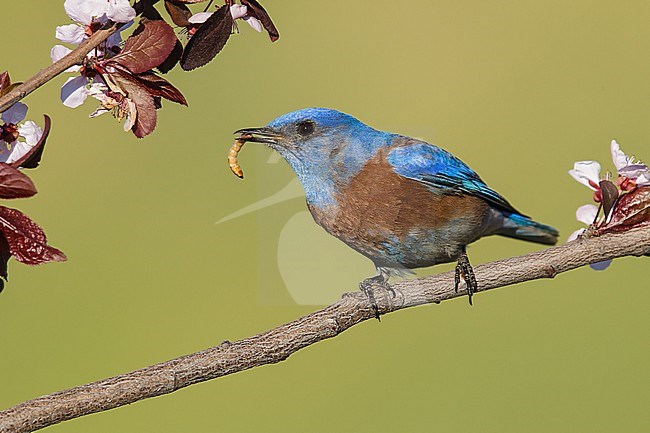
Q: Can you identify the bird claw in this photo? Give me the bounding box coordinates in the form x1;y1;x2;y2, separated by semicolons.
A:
359;274;393;321
455;248;477;305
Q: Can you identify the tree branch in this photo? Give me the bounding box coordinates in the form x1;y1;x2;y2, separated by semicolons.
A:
0;0;162;112
0;226;648;433
0;25;118;113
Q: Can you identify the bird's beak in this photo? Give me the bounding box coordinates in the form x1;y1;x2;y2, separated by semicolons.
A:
233;127;283;145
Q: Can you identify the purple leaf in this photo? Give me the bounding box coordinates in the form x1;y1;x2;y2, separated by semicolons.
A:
111;71;158;138
599;186;650;233
140;2;164;21
165;0;193;27
181;4;233;71
0;233;10;292
157;38;184;74
241;0;279;41
0;71;9;91
0;206;66;266
12;115;51;169
112;20;177;74
599;179;619;220
0;163;37;199
135;72;188;106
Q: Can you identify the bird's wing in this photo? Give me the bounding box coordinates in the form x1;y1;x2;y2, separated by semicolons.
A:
386;139;524;215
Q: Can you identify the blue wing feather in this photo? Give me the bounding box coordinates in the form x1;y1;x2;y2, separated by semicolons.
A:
386;140;524;215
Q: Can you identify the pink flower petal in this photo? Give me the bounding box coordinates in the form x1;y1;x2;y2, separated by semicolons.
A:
575;204;598;225
567;228;585;242
589;260;612;271
230;4;248;20
611;139;649;181
637;173;650;186
618;164;649;178
50;45;72;62
1;103;28;125
188;12;213;24
64;0;107;25
3;141;32;165
0;141;10;163
50;45;81;72
123;99;137;132
106;0;136;23
106;20;131;48
55;24;86;45
569;161;601;190
60;76;90;108
610;140;629;172
245;16;263;32
17;121;43;147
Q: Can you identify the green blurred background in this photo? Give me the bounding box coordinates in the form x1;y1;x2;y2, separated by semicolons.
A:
1;0;648;431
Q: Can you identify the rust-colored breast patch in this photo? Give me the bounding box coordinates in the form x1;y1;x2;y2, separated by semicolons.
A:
312;148;492;267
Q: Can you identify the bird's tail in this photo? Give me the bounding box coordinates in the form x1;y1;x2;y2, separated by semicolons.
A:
496;213;559;245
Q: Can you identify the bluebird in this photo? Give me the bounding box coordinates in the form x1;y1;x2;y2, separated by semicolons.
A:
235;108;558;313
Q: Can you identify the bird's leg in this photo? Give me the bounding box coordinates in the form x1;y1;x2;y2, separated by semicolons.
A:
359;269;393;321
455;246;477;305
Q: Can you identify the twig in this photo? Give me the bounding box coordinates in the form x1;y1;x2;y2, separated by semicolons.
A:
0;0;162;113
0;226;648;433
0;25;118;113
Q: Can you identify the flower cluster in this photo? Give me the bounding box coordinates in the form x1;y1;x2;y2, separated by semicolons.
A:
569;140;649;203
0;72;66;291
0;0;281;291
52;0;135;109
568;140;650;269
171;0;280;70
51;0;187;137
49;0;279;137
0;103;43;166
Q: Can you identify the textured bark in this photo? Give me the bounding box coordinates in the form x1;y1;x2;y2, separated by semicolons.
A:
1;226;648;433
0;26;117;113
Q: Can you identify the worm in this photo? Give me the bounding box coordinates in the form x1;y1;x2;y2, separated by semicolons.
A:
228;135;249;179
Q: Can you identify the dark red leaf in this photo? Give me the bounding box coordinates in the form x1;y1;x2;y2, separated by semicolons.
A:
599;179;619;220
181;5;233;71
157;38;184;74
111;71;158;138
12;115;51;169
241;0;279;41
112;20;177;74
599;186;650;234
0;206;66;265
134;72;188;106
140;3;164;20
0;163;37;199
171;0;209;3
0;232;10;292
165;0;193;26
0;71;9;92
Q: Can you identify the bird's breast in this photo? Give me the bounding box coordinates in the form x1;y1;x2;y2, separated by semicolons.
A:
307;149;493;268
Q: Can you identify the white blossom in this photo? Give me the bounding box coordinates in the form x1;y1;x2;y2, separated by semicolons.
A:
0;104;44;165
188;6;263;33
610;140;650;185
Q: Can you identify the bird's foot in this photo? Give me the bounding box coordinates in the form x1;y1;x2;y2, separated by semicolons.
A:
455;248;477;305
359;274;393;321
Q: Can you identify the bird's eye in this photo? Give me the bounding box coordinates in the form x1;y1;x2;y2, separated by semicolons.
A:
296;120;315;136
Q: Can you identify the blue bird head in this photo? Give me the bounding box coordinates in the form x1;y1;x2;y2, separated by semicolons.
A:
235;108;393;206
